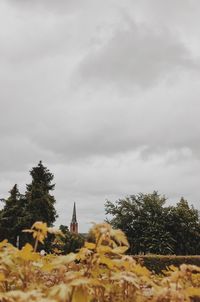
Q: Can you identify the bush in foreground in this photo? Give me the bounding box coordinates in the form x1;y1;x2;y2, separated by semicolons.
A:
0;222;200;301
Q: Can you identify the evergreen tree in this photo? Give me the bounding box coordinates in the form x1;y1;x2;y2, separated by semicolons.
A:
0;184;27;246
25;161;58;227
0;162;58;248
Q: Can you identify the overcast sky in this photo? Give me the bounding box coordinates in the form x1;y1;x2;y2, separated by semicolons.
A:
1;0;200;232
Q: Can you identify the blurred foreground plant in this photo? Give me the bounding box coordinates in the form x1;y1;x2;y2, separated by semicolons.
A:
0;222;199;301
23;221;63;252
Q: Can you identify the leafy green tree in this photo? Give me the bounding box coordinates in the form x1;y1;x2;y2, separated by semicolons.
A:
167;198;200;255
25;161;58;227
0;184;28;246
105;192;200;255
105;192;174;255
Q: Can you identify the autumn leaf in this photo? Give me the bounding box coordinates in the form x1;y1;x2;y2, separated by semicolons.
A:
72;287;89;302
111;272;140;288
0;273;5;282
52;253;76;267
110;229;129;247
133;264;150;277
99;256;115;269
49;284;71;302
0;239;8;249
84;242;96;250
47;228;64;237
97;246;112;254
17;243;39;261
186;287;200;297
112;246;129;254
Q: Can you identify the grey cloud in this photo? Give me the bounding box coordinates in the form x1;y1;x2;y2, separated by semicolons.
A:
0;136;57;173
134;0;200;27
28;76;200;162
8;0;86;15
0;10;74;63
1;0;200;231
77;20;196;89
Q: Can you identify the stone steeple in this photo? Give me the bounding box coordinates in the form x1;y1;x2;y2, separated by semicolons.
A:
70;202;78;234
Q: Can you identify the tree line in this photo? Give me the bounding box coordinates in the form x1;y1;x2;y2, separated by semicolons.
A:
105;192;200;255
1;162;200;255
0;161;84;252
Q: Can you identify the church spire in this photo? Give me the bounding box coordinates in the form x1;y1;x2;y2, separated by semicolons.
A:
71;202;77;223
70;202;78;233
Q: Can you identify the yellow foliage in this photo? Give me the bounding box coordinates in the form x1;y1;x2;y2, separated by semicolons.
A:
0;239;8;249
186;287;200;296
49;284;71;302
23;221;63;251
84;242;96;250
112;246;129;254
17;243;40;262
0;273;5;282
0;221;199;301
72;287;89;302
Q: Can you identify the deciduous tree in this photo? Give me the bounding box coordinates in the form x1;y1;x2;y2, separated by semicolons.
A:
105;192;200;255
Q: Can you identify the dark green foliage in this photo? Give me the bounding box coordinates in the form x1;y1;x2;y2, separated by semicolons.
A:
0;161;58;247
105;192;174;255
25;161;57;227
133;255;200;274
105;192;200;255
0;185;28;246
166;198;200;255
53;225;85;254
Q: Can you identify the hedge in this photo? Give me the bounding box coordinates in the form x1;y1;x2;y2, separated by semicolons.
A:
133;255;200;274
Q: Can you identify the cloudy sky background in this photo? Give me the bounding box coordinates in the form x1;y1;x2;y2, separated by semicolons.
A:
0;0;200;232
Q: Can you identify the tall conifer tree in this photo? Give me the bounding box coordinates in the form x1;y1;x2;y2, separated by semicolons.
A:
0;184;27;245
25;161;57;226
